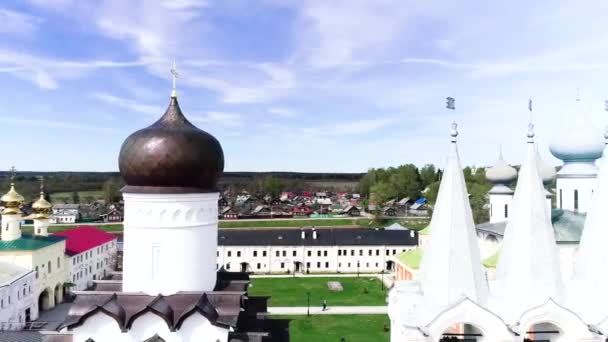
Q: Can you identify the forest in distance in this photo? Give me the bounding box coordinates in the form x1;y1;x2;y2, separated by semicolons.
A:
0;164;501;224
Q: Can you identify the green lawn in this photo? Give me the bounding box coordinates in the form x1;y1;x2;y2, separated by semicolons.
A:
18;218;427;234
51;190;104;204
21;224;123;234
249;277;387;306
274;315;390;342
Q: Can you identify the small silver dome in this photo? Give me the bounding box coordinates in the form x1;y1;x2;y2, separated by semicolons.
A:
486;153;518;184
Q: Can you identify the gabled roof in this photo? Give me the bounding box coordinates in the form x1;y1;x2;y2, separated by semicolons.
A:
0;261;31;286
53;204;80;209
53;226;116;256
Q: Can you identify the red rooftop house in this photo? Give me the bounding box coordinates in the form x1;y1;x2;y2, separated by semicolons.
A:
53;226;118;291
292;204;313;217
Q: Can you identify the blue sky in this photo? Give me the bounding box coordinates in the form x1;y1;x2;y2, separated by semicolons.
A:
1;0;608;172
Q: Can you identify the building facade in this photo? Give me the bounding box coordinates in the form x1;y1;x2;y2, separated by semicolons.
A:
0;183;68;315
0;262;36;330
217;228;418;274
54;227;117;291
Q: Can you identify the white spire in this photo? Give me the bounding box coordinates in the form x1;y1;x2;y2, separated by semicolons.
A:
494;125;563;323
569;125;608;323
419;122;488;311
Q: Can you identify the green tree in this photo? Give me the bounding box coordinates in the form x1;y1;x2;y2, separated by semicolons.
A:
389;164;422;199
419;164;437;188
102;179;120;204
72;191;80;204
263;177;284;198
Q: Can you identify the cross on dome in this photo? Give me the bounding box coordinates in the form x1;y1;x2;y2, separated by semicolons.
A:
170;59;179;98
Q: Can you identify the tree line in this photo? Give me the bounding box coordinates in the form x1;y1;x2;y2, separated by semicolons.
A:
358;164;492;223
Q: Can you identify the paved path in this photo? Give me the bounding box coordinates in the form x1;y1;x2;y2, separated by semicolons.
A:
34;302;72;330
268;306;387;315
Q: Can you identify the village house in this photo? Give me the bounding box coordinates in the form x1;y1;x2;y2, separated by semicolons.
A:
342;205;361;217
220;206;238;219
51;204;80;224
100;207;123;223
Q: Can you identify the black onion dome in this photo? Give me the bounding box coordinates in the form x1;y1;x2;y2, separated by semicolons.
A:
119;96;224;193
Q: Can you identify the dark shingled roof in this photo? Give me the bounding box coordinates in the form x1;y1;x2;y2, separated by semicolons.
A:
61;272;281;340
218;227;418;246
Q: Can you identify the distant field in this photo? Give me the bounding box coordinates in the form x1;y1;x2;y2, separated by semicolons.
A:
273;315;390;342
22;224;123;234
249;277;387;306
51;191;104;203
21;218;427;233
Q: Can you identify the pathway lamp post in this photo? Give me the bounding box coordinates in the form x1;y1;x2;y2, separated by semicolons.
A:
307;292;311;317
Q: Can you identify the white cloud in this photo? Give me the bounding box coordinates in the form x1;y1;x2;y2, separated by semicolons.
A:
0;8;41;34
301;118;394;137
92;93;159;115
190;111;242;127
0;48;147;89
161;0;209;10
268;108;297;118
0;117;117;133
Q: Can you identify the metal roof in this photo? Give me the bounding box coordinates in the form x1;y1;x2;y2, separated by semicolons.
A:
0;233;65;252
476;209;585;243
218;228;418;246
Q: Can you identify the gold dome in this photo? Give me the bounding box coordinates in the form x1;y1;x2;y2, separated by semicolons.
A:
31;192;52;219
32;192;52;210
1;183;24;215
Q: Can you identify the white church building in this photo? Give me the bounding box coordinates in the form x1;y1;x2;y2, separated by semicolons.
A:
388;108;608;341
57;72;284;342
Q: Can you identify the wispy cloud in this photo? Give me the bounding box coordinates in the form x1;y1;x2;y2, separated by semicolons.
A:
268;108;298;118
190;111;243;127
301;118;394;137
0;8;41;35
91;93;159;115
0;117;118;133
0;48;147;89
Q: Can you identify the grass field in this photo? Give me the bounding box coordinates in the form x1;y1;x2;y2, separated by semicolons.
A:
21;224;123;234
274;315;390;342
20;218;427;233
248;277;387;306
51;190;104;203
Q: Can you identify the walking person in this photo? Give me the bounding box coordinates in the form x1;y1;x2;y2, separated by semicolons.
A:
322;299;327;311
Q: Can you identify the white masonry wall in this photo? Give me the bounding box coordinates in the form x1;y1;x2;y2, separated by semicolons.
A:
217;244;416;274
489;193;514;223
0;271;36;330
122;192;219;295
556;176;596;213
68;239;117;291
71;311;229;342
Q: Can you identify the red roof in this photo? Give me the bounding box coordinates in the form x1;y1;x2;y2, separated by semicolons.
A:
53;226;117;256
